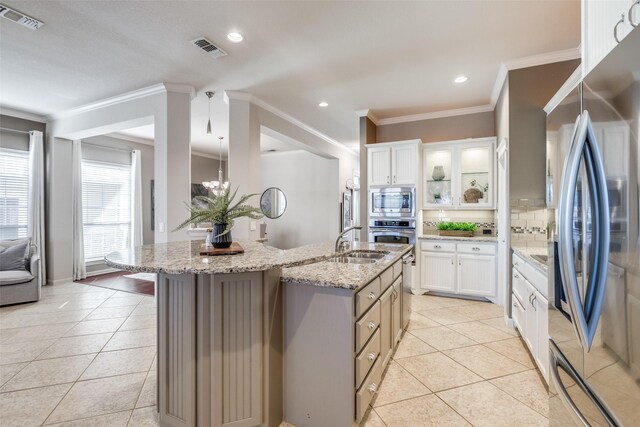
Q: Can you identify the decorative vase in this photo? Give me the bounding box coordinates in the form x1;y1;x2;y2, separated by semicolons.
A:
212;223;232;249
432;166;445;181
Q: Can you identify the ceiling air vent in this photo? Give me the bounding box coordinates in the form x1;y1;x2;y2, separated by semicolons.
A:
0;4;44;30
191;37;227;59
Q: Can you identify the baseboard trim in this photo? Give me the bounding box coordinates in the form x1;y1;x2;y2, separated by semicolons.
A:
46;277;73;286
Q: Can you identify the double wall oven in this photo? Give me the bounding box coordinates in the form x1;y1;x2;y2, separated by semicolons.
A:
369;187;416;247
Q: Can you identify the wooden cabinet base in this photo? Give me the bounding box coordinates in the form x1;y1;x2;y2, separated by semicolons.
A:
157;270;283;427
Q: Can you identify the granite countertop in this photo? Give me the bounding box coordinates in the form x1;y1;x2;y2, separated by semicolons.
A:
105;240;338;275
418;234;498;243
512;245;548;273
281;242;413;291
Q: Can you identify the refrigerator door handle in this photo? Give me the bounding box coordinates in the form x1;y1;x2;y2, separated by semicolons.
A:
549;341;618;427
558;114;586;344
558;111;610;352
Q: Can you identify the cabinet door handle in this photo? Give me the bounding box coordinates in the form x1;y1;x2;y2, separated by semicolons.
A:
513;302;518;308
529;293;534;303
367;353;376;362
472;247;480;251
393;175;396;183
458;259;461;266
630;0;639;27
368;292;376;300
368;383;378;394
514;273;520;279
614;13;625;43
514;261;519;267
368;321;376;330
532;295;537;310
434;245;441;249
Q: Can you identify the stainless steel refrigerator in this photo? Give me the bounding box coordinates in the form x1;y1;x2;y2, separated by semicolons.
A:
547;26;640;426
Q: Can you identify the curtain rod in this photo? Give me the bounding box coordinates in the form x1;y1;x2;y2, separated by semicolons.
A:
81;141;135;154
0;127;31;135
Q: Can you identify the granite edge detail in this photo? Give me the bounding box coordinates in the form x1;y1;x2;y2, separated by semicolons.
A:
512;246;548;273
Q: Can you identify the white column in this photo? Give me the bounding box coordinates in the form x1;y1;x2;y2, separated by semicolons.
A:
154;90;192;243
225;91;261;241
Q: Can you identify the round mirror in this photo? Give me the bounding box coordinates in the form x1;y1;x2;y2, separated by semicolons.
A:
260;187;287;219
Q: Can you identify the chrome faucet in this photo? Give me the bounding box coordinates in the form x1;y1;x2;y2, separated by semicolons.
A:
335;226;362;254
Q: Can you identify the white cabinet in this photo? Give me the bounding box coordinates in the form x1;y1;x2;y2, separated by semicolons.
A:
420;251;456;293
368;146;392;186
512;253;549;383
457;253;496;298
423;137;496;209
419;240;497;301
367;140;420;186
582;0;639;75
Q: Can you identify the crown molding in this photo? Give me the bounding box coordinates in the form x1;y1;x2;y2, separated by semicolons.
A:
489;63;509;108
0;106;47;123
376;104;494;126
366;46;581;127
503;47;581;72
544;66;582;114
250;95;358;156
223;90;253;103
48;83;196;120
355;109;380;125
107;132;154;146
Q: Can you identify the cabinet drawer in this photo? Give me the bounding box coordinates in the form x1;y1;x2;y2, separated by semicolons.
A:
512;296;525;334
355;329;381;389
380;267;394;293
513;253;548;298
420;241;456;252
355;301;381;352
356;277;381;318
512;268;526;305
457;243;496;255
356;356;383;423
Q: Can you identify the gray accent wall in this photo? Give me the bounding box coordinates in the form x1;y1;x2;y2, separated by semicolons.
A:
375;111;495;144
504;59;581;200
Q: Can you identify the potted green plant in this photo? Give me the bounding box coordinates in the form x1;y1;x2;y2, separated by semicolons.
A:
437;221;477;237
175;186;263;248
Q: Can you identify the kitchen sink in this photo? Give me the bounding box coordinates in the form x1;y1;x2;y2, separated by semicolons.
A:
344;250;389;260
330;256;377;264
531;254;548;263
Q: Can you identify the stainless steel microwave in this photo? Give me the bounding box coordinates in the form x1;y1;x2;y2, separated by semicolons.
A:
370;187;415;218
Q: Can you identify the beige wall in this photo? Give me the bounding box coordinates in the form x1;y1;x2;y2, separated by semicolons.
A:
375;111;495;144
507;59;580;199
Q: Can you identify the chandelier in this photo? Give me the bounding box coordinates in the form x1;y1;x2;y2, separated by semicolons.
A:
201;91;229;196
202;135;229;196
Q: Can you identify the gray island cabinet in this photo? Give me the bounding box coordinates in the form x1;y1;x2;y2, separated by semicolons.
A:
105;240;412;427
281;246;411;426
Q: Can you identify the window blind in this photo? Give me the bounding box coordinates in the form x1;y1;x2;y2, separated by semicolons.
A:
81;160;132;262
0;148;29;240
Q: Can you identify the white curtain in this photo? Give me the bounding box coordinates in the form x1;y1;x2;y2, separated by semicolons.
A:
72;140;86;280
28;131;46;284
131;149;143;249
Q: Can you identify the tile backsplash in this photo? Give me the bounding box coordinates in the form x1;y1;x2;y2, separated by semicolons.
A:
422;209;496;237
510;198;548;248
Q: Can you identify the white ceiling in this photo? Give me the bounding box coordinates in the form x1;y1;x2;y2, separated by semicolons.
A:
0;1;580;154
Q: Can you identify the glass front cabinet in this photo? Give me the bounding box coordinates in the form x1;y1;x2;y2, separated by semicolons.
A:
423;137;496;209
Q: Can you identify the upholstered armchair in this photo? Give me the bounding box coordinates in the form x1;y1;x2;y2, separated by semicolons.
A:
0;238;41;306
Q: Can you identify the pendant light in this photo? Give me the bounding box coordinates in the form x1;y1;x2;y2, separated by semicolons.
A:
205;91;214;134
203;136;229;196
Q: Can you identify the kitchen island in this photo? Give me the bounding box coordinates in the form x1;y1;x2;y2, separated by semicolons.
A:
106;240;412;427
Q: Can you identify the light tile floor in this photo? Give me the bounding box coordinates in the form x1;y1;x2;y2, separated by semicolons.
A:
1;283;548;427
0;282;158;427
363;294;549;427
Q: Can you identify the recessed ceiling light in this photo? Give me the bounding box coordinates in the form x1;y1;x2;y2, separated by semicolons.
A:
318;102;329;107
227;32;244;43
454;75;469;84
